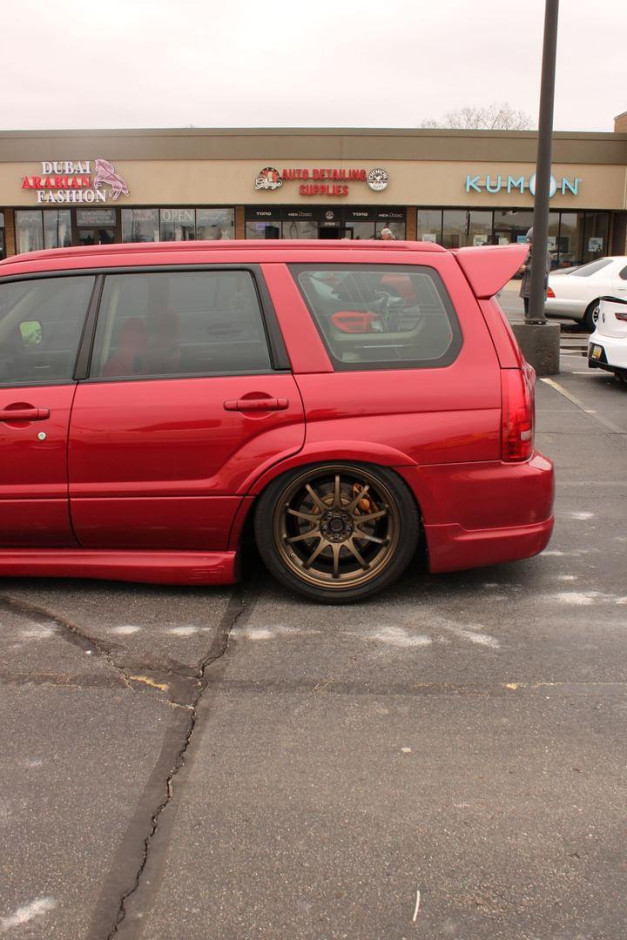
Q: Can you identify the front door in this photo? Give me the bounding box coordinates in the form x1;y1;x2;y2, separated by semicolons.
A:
77;227;116;246
0;274;96;546
68;268;305;550
319;226;350;240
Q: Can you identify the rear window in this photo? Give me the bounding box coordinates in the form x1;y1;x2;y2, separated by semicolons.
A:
290;264;461;370
571;259;613;277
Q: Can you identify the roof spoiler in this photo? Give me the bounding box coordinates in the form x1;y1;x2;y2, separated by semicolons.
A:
452;244;529;299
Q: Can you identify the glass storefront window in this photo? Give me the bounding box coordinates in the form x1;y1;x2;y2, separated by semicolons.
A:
375;220;406;240
16;210;71;253
160;208;196;241
417;210;442;244
557;213;582;268
442;210;493;249
547;212;560;267
346;221;375;240
582;212;609;264
282;218;318;239
122;209;159;243
246;219;281;239
196;208;234;240
43;210;72;249
492;210;534;247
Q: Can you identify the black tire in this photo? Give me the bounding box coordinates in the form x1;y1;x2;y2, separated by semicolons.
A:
583;299;600;332
254;462;420;603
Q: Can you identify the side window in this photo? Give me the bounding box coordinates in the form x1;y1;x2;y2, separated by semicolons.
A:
91;270;273;379
571;259;613;277
0;275;95;386
619;266;627;281
290;263;461;370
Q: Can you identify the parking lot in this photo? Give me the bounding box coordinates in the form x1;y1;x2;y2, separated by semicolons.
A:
1;301;626;939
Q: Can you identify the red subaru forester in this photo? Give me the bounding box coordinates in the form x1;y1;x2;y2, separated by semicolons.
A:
0;240;553;603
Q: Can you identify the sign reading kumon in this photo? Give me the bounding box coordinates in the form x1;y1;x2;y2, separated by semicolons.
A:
465;173;582;196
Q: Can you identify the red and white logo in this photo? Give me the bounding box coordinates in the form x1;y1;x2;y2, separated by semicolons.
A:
255;167;283;191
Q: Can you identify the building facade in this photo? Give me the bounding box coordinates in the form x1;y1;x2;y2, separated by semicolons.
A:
1;124;626;266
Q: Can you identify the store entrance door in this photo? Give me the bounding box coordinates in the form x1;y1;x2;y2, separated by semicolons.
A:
77;228;116;246
319;226;350;239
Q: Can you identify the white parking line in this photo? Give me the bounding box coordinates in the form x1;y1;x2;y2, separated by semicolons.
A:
540;377;625;433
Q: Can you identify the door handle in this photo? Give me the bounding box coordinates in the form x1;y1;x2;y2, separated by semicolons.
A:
0;407;50;421
223;397;289;412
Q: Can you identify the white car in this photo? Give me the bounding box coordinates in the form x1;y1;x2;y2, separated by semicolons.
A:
545;257;627;331
588;296;627;383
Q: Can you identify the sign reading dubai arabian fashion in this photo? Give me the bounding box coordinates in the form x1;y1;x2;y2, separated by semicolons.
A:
255;167;389;197
21;159;130;204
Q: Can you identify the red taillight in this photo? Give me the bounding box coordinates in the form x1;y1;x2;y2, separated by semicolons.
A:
546;287;555;298
501;365;535;461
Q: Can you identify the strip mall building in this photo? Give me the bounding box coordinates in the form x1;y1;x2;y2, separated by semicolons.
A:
1;115;626;267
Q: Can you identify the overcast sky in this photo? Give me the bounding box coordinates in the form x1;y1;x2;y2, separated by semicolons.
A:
1;0;625;133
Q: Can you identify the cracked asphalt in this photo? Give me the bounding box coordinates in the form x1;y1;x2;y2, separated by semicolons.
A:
1;318;626;939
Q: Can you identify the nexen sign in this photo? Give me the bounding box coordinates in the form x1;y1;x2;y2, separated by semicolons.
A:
465;173;581;196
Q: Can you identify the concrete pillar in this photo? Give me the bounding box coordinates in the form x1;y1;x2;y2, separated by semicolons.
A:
512;322;561;376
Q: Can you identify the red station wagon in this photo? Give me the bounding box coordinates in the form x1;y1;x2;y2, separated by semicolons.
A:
0;240;554;603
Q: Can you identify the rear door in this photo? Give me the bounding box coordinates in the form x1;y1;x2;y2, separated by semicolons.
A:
68;267;304;550
0;274;96;546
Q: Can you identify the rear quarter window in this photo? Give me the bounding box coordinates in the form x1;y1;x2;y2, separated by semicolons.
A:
289;264;462;370
571;259;613;277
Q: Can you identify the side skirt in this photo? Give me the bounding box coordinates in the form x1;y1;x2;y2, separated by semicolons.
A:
0;549;238;586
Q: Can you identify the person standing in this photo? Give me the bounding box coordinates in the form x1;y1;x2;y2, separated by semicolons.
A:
380;227;395;240
519;227;552;316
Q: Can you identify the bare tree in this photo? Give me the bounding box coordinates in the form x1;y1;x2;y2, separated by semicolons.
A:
420;101;534;131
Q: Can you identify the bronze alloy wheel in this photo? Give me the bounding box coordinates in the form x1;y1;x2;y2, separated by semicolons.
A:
255;464;419;601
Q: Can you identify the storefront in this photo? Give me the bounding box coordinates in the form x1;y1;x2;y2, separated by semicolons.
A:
1;126;625;264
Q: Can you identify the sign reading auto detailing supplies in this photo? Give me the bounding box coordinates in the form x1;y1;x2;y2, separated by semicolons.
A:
255;166;389;197
21;159;130;204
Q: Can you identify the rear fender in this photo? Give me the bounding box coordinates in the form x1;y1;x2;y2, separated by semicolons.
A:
228;443;417;550
242;442;416;496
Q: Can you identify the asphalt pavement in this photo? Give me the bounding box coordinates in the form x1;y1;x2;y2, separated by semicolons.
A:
0;296;625;940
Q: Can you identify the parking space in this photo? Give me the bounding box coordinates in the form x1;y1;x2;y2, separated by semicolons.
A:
0;317;626;938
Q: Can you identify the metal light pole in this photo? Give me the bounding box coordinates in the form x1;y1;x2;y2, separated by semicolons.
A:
527;0;560;324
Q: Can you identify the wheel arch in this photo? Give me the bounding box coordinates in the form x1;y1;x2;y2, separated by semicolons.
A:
228;452;423;553
584;297;602;329
239;442;417;498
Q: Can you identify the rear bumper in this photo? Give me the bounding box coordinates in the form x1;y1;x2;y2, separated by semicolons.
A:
423;517;554;573
588;335;627;371
398;452;555;573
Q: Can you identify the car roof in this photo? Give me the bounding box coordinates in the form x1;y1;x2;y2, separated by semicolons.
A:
0;239;447;275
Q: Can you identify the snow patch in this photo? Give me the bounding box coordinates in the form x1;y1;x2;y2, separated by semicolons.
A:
1;898;56;932
365;626;432;648
20;625;55;639
554;591;600;606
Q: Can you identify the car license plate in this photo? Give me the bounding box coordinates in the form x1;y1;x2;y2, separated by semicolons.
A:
590;345;603;360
